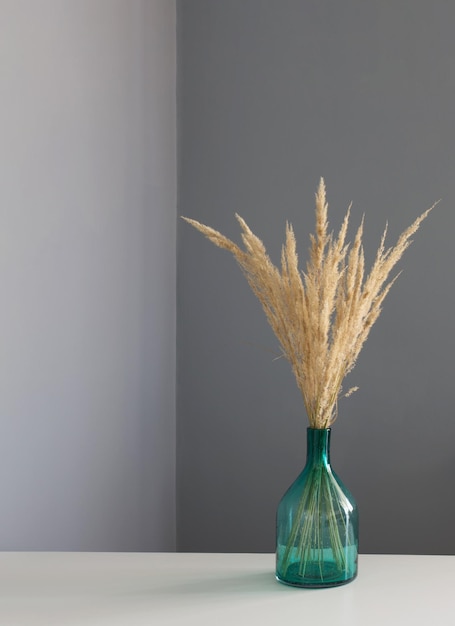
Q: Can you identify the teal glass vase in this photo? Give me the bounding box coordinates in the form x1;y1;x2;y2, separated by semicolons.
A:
276;428;358;588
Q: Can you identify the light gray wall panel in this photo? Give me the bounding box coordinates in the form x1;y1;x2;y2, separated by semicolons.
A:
0;0;176;550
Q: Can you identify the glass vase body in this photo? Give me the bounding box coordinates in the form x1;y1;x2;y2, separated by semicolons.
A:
276;427;358;588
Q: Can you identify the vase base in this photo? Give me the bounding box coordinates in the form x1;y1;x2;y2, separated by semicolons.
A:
275;571;357;589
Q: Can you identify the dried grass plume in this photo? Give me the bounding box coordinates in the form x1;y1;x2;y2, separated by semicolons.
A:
183;179;435;429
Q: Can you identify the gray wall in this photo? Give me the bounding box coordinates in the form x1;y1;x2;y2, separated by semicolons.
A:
0;0;176;550
177;1;455;554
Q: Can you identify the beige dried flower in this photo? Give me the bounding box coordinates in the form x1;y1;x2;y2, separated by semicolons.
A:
183;179;435;429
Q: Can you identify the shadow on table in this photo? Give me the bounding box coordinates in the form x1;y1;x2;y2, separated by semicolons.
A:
146;571;317;598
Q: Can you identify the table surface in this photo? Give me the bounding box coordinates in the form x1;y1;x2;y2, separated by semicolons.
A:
0;552;453;625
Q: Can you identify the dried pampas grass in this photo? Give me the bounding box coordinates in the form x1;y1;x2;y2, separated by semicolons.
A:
183;179;435;429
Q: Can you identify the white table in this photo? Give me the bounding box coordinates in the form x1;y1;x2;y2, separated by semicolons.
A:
0;552;453;625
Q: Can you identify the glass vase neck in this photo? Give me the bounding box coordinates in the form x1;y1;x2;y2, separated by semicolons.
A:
306;427;331;467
